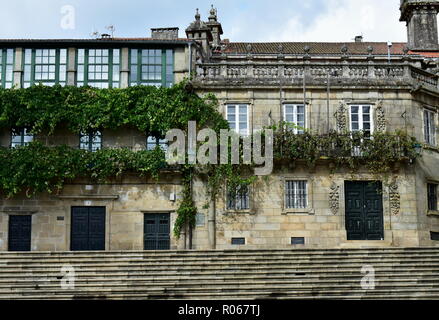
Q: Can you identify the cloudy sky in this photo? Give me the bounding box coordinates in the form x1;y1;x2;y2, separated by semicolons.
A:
0;0;407;43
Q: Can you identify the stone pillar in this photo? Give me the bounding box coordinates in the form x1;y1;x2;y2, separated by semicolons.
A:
13;48;22;88
67;47;76;86
120;47;130;88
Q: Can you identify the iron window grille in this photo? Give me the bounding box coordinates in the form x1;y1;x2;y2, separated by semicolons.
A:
23;49;67;87
285;180;308;209
227;185;250;211
79;130;102;152
77;49;120;88
0;49;14;88
283;104;306;133
11;127;34;148
424;109;436;146
428;183;438;211
130;49;174;88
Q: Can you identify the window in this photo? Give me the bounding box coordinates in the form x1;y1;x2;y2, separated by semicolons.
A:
0;49;14;88
350;105;373;136
227;185;250;211
23;49;67;87
283;104;305;133
227;104;248;135
428;183;438;211
231;238;246;245
79;130;102;152
11;128;33;148
146;133;168;151
130;49;174;87
77;49;120;88
431;232;439;241
285;180;308;209
424;109;436;146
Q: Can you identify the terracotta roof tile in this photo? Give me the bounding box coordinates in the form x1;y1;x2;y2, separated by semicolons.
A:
221;42;412;56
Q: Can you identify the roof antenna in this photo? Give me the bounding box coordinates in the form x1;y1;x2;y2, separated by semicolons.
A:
90;28;100;39
106;25;116;38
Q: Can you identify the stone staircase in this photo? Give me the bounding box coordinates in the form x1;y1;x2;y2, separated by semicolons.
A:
1;247;439;300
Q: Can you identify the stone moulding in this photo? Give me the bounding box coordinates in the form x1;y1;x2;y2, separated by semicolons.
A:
334;101;348;132
375;100;387;132
329;183;340;215
389;183;401;215
57;195;119;200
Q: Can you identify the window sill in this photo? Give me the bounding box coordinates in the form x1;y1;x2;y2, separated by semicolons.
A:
427;210;439;217
224;210;254;215
282;208;315;215
423;144;439;152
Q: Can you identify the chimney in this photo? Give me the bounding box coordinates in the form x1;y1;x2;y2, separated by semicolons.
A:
151;27;179;40
355;35;363;43
400;0;439;51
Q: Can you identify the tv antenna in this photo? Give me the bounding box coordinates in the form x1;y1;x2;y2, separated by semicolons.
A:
106;25;116;38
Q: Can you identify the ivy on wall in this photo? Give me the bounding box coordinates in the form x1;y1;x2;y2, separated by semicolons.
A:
0;84;422;238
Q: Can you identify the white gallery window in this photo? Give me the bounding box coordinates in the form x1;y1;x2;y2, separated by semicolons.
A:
283;104;305;133
285;180;308;209
424;109;436;146
227;104;248;135
350;105;373;137
11;127;34;148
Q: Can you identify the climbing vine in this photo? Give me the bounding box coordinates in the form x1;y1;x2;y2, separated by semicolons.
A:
0;84;422;238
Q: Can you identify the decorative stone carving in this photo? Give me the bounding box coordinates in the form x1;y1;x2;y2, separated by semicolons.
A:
329;183;340;215
389;183;401;215
375;100;387;132
334;101;348;132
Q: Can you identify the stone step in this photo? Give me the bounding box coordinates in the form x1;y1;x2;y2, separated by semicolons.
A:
3;286;439;300
2;277;439;291
4;254;439;265
1;248;438;258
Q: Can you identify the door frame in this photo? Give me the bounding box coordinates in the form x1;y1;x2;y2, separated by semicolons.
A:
143;212;171;250
8;214;32;251
344;180;384;241
70;206;106;251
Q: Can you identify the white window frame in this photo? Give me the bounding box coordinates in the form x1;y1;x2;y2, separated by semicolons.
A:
424;108;436;146
226;104;249;135
349;104;374;134
283;104;306;134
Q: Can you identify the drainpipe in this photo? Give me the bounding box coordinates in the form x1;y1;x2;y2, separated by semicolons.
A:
188;42;193;78
208;192;216;250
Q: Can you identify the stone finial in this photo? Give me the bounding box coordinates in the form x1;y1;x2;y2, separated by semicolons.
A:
246;44;252;53
209;4;217;18
304;45;310;54
195;8;201;21
367;45;374;54
278;44;284;54
341;44;348;54
403;46;409;55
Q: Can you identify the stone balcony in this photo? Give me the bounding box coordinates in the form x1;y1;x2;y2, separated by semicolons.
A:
193;61;439;91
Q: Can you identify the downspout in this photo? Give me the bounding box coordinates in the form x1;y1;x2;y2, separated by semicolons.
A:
188;42;192;78
208;192;216;250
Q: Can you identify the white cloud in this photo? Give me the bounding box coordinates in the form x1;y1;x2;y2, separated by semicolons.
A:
267;0;406;43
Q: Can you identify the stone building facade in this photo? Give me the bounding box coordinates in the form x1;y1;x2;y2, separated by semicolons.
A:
1;0;439;251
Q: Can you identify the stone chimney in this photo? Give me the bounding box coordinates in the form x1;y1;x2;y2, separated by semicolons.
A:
151;28;179;40
400;0;439;51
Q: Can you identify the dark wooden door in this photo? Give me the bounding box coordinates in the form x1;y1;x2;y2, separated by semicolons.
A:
71;207;105;251
144;213;170;250
8;215;32;251
345;181;384;240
